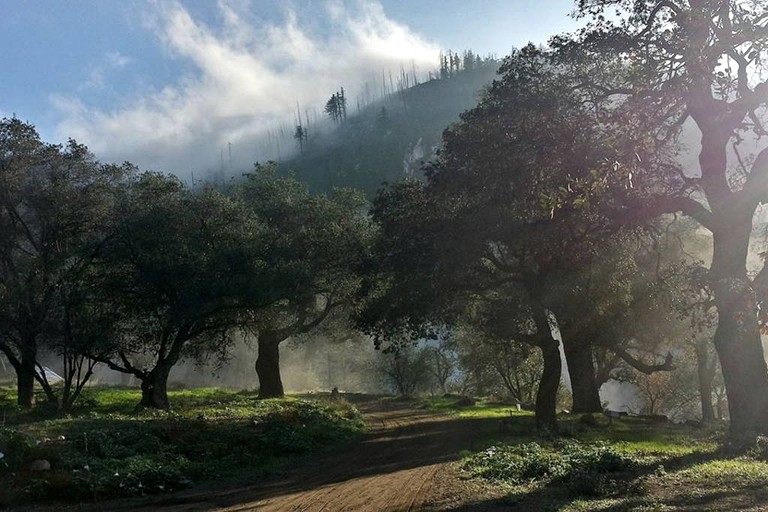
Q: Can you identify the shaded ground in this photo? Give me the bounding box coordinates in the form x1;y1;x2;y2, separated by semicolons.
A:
28;397;511;511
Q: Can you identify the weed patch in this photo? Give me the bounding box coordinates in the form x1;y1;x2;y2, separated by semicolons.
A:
0;388;363;507
463;439;638;495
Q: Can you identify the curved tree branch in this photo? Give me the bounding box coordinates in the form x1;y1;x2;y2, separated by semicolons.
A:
612;345;675;374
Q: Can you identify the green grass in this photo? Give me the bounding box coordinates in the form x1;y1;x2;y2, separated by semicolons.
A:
672;458;768;486
426;398;762;511
4;390;763;510
0;387;364;507
417;394;533;419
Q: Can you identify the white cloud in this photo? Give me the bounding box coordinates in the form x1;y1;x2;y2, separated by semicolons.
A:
53;0;440;175
81;51;134;91
105;51;133;68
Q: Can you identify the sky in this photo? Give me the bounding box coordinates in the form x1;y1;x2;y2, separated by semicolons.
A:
2;0;581;175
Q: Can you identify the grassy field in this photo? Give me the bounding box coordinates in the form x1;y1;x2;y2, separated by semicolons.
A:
0;387;364;507
420;395;768;511
5;391;768;510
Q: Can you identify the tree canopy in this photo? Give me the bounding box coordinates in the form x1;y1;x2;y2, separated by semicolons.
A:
554;0;768;436
0;118;127;407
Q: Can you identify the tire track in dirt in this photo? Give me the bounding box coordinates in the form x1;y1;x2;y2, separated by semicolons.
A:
202;399;503;512
213;403;443;512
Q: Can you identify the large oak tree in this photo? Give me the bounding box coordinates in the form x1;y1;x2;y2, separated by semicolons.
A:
92;173;290;409
558;0;768;435
362;46;675;429
0;118;125;407
234;164;372;398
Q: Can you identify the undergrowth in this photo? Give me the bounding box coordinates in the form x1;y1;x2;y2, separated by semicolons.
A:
0;388;363;506
463;440;639;497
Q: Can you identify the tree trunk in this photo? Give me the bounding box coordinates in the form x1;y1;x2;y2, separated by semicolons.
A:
694;342;716;425
562;337;602;413
528;288;560;431
137;365;172;409
256;333;284;399
535;336;561;431
710;223;768;436
3;339;39;408
697;370;715;425
17;356;36;408
690;103;768;436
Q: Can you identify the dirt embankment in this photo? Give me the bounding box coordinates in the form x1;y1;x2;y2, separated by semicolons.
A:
29;398;511;511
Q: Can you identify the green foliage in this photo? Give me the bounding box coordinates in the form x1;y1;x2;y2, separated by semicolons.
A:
454;411;738;507
253;399;364;453
463;440;638;496
233;162;373;397
0;388;363;506
0;428;35;466
84;163;373;407
0;117;129;406
447;325;541;403
359;45;653;430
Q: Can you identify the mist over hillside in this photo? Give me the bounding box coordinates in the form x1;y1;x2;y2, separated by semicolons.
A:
205;57;501;197
284;60;500;196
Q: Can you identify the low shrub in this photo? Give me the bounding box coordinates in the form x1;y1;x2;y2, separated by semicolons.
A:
0;391;364;506
463;439;638;492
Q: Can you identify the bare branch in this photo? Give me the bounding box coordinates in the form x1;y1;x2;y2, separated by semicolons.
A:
644;195;715;231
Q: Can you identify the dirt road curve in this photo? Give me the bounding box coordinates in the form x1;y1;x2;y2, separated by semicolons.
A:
71;398;509;512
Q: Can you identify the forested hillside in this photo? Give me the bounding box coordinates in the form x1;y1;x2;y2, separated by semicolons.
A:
283;58;500;196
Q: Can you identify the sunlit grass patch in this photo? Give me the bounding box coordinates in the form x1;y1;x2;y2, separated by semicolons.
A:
0;386;15;406
614;439;718;458
458;410;737;510
459;403;532;419
562;498;635;511
560;496;675;511
672;458;768;486
417;395;533;418
556;414;720;458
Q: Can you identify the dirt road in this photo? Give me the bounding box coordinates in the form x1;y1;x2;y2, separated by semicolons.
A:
79;398;509;511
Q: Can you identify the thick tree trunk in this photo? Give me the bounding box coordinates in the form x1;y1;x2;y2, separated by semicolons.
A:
535;336;561;431
562;337;602;413
4;339;39;408
691;104;768;436
137;365;172;409
256;334;284;399
17;357;36;408
710;224;768;436
528;289;560;431
711;275;768;435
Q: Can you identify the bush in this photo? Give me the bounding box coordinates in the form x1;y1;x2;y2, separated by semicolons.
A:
0;428;36;468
